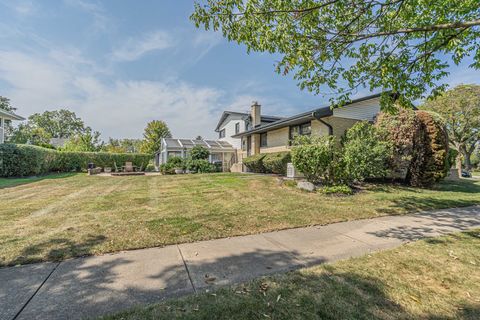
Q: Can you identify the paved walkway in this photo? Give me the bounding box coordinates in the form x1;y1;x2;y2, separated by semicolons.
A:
1;206;479;320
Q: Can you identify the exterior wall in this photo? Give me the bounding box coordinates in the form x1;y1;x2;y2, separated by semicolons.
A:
259;127;290;153
332;97;381;120
311;119;331;137
218;114;245;149
323;116;360;138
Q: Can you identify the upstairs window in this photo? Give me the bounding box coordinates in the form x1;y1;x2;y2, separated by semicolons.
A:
219;129;226;138
235;122;240;134
260;133;267;147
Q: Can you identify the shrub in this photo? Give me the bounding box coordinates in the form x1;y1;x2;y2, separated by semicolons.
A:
186;159;215;173
291;135;340;185
159;162;175;174
145;163;156;172
190;145;209;160
243;153;266;173
341;122;392;183
408;111;449;187
375;109;449;187
167;156;185;169
375;108;419;180
318;185;354;195
0;144;151;177
263;152;291;175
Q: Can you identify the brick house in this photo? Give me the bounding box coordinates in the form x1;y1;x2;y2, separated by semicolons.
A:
216;93;385;172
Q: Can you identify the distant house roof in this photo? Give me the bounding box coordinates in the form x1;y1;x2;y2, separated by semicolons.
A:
0;109;25;121
232;93;386;137
214;111;283;132
50;138;68;148
158;138;236;153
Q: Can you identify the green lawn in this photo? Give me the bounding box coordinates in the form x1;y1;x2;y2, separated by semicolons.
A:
103;230;480;320
0;173;479;266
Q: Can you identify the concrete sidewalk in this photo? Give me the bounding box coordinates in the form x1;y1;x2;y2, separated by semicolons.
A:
1;205;479;320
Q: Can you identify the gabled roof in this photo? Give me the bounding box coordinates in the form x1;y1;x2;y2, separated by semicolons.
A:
0;109;25;121
214;111;283;132
231;93;385;137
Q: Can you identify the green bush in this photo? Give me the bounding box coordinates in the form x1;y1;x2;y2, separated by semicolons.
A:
159;162;176;174
408;111;449;187
375;109;449;188
145;163;156;172
341;122;392;183
263;152;291;175
291;135;340;185
167;156;185;169
190;145;210;160
186;159;215;173
0;144;151;177
243;153;266;173
318;185;354;195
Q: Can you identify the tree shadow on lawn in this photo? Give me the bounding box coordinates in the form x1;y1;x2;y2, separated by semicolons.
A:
369;207;480;242
365;178;480;194
4;239;479;319
375;195;480;216
103;253;480;320
4;234;107;267
0;172;77;189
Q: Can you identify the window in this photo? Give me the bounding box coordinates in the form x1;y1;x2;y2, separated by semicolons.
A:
235;122;240;134
219;129;226;138
260;133;267;147
289;122;311;141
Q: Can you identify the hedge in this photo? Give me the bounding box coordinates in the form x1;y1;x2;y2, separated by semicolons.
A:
0;144;152;177
243;153;266;173
263;152;291;175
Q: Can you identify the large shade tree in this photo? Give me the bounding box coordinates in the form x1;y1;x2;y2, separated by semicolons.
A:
191;0;480;107
140;120;172;155
422;84;480;171
28;110;85;138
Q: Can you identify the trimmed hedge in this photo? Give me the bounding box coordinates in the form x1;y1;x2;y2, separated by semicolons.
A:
263;152;291;175
243;153;266;173
0;144;151;177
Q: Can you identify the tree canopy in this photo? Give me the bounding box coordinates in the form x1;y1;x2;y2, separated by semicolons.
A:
422;84;480;170
191;0;480;107
28;110;85;138
62;127;103;152
0;96;16;112
140;120;172;155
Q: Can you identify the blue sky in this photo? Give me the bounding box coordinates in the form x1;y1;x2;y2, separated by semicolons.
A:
0;0;478;140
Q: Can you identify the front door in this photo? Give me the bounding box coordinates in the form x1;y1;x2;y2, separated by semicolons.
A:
247;136;251;156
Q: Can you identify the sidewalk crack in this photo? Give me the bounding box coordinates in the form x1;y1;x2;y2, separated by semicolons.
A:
12;261;61;320
177;245;196;294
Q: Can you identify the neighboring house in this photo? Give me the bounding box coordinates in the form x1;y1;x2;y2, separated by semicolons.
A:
155;138;236;171
50;138;68;148
226;93;385;171
0;109;25;144
215;108;283;149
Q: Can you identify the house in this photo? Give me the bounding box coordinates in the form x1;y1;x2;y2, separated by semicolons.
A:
215;109;283;149
0;109;25;144
221;93;385;171
155;138;237;171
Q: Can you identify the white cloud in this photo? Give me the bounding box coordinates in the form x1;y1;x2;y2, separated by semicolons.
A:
0;49;230;140
112;31;174;62
64;0;110;32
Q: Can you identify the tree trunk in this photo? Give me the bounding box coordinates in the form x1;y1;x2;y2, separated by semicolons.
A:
456;153;463;176
460;144;474;171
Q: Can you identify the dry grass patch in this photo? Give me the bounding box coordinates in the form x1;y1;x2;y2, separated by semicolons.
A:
0;173;479;266
103;230;480;320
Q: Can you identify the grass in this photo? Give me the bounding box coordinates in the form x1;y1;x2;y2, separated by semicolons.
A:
0;173;479;266
103;230;480;320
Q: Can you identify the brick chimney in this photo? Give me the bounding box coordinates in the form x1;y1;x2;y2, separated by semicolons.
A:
251;101;261;128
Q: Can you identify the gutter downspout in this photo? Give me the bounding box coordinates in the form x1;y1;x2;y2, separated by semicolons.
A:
312;112;333;135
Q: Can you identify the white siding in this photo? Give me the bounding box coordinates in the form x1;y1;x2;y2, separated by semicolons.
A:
218;114;245;149
332;97;381;121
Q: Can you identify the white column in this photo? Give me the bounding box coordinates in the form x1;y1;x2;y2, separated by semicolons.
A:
0;117;4;144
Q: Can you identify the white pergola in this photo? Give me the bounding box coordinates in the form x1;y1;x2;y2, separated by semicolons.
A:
0;109;25;143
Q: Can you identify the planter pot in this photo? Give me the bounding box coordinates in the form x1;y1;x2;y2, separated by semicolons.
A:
104;167;112;173
174;169;184;174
